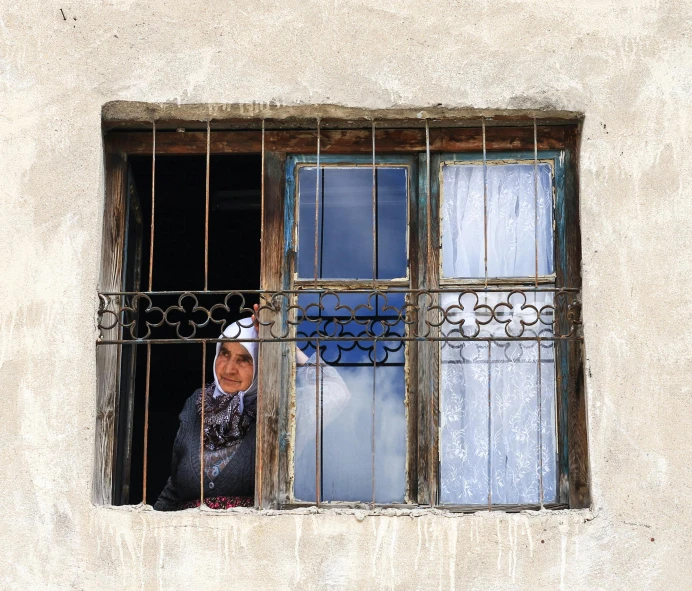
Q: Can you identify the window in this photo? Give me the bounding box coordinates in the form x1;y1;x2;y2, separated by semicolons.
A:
289;155;412;504
96;114;588;511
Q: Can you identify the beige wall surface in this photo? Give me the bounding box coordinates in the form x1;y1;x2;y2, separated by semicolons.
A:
1;1;691;589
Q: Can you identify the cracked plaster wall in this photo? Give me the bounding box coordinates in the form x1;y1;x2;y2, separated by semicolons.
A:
1;1;691;589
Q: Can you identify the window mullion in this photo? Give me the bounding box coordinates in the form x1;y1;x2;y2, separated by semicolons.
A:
416;150;441;506
256;151;288;509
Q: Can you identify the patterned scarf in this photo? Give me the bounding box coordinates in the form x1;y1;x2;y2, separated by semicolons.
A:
197;383;257;451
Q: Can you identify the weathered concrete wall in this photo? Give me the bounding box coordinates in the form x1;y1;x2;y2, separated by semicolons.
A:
1;1;690;589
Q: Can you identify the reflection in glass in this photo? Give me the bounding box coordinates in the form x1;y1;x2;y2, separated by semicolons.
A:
297;166;408;280
438;291;557;505
293;293;406;503
441;162;554;278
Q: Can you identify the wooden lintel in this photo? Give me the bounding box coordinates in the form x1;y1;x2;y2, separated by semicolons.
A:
101;101;584;131
105;126;569;156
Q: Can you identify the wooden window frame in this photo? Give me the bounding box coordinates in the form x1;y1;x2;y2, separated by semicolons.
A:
280;153;418;507
96;120;589;511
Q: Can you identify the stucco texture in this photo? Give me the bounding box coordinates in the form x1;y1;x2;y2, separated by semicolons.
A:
1;0;691;589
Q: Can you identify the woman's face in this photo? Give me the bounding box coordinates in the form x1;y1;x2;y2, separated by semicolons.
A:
215;342;254;393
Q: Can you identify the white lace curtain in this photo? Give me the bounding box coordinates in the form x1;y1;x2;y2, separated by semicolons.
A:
439;162;558;505
441;162;554;278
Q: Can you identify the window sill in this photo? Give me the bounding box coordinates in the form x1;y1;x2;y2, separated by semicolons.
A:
97;502;595;522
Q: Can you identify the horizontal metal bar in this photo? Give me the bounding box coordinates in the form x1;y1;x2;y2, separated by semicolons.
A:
101;289;268;296
294;362;406;368
98;335;582;345
295;314;404;319
99;286;580;296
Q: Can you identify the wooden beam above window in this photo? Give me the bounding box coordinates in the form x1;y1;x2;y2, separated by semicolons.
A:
105;126;572;156
101;101;583;132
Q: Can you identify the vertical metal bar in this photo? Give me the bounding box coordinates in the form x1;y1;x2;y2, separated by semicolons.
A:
314;117;322;502
482;118;488;287
372;119;377;285
141;123;155;505
487;341;492;510
260;119;266;248
483;117;491;507
142;342;151;504
200;341;206;506
204;120;211;291
537;338;544;507
419;119;432;506
315;341;321;505
371;119;378;505
258;120;265;504
371;339;377;505
533;120;544;504
425;120;431;256
320;345;324;502
256;340;262;506
425;119;436;506
533;118;539;288
313;119;321;287
148;121;156;291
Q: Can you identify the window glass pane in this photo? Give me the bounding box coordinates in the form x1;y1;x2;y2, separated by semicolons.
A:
293;292;406;503
441;162;554;278
438;291;557;505
297;167;407;280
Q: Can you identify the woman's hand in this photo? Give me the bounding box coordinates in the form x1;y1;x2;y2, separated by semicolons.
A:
251;303;260;333
296;346;309;366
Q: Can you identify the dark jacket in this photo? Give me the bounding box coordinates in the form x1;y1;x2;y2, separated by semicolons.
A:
153;390;256;511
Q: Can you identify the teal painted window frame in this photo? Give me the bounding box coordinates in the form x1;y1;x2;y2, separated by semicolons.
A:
280;144;583;509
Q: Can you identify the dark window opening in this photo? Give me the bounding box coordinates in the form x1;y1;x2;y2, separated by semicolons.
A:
113;154;262;506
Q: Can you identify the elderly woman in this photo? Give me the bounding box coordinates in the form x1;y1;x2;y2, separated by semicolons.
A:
154;305;350;511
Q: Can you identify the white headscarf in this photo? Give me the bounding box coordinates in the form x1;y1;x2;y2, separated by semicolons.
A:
212;318;259;414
